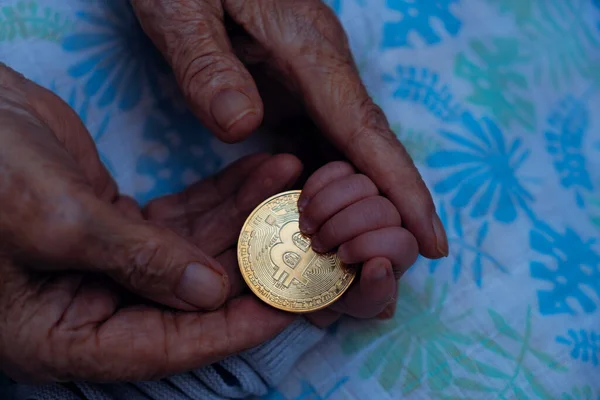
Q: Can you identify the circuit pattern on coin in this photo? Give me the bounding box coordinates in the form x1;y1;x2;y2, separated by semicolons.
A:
237;191;355;313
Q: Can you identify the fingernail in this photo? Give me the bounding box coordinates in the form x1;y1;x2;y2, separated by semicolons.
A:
176;263;227;310
337;245;348;262
299;217;314;234
432;212;449;257
378;301;397;320
372;262;390;281
311;236;324;253
297;197;309;213
211;90;256;132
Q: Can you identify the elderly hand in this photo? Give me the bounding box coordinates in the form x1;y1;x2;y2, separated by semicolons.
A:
130;0;448;268
0;64;300;383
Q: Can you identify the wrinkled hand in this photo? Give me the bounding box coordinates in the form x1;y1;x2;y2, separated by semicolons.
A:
130;0;448;261
149;159;418;327
0;65;297;383
142;153;303;305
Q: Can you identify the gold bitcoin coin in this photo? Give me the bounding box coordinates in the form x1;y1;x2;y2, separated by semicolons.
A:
237;190;355;313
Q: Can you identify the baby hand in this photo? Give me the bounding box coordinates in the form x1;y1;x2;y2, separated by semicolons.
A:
298;162;419;320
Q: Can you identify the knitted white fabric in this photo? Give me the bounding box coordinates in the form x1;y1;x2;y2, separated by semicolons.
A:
11;319;324;400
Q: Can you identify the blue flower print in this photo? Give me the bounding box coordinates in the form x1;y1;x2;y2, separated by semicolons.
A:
427;112;534;224
557;329;600;366
383;65;462;122
382;0;462;48
62;0;169;111
530;223;600;315
429;202;507;287
135;97;222;205
258;378;348;400
545;95;594;208
324;0;366;14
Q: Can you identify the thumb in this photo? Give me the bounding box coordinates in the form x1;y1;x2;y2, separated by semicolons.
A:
22;193;229;311
94;206;230;311
131;0;263;143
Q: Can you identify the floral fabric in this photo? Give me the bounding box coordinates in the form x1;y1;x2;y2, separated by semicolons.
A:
0;0;598;399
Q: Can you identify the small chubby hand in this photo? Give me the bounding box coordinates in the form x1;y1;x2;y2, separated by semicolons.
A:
299;162;419;324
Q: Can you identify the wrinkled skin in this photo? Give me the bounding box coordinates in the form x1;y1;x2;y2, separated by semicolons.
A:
144;160;419;327
0;63;407;384
0;65;298;383
147;161;421;328
130;0;449;260
0;0;448;385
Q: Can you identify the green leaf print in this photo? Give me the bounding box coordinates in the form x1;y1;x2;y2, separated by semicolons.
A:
562;385;599;400
485;0;600;89
488;309;521;340
488;0;535;23
437;339;509;379
458;0;600;133
529;347;569;372
454;38;535;132
339;281;568;398
424;342;452;391
473;333;515;361
453;378;496;393
403;345;424;394
359;331;402;380
588;194;600;228
339;278;477;393
391;125;442;164
0;1;73;42
379;337;411;391
436;396;476;400
523;366;554;400
513;385;529;399
339;278;518;395
461;307;567;398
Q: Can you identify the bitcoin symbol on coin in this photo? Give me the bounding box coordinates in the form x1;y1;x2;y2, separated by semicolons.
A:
237;190;355;313
270;221;315;287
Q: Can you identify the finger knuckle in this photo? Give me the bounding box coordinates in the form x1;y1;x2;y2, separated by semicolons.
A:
352;174;378;194
322;220;340;247
288;3;347;50
361;101;391;132
365;197;397;222
122;239;168;292
307;161;353;193
386;168;434;212
180;51;239;98
316;161;353;183
329;161;354;174
234;1;348;58
405;232;420;264
387;228;418;275
345;101;393;151
35;195;89;256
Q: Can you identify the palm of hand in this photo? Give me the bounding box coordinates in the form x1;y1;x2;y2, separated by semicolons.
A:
0;66;298;384
1;155;302;384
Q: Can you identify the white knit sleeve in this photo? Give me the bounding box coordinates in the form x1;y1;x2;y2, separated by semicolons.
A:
12;318;324;400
